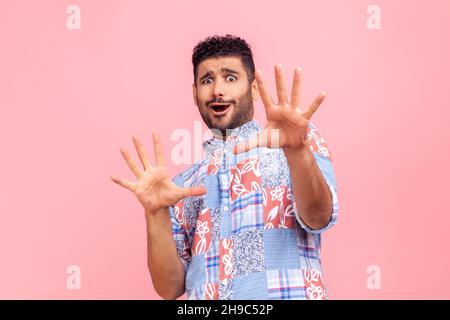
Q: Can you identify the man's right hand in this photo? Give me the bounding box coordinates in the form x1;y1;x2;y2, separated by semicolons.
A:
111;133;206;217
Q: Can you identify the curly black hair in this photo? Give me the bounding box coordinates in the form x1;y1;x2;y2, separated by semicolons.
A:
192;34;255;85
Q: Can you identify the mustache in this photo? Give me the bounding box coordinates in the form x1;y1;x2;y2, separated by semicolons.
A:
206;97;235;106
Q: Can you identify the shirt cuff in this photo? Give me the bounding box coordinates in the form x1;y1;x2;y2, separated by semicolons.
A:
294;183;339;234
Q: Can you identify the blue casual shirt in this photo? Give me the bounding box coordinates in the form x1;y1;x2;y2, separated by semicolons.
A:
169;120;338;300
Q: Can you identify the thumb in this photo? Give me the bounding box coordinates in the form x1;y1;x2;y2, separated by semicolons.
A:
233;138;257;154
182;185;207;198
233;130;275;154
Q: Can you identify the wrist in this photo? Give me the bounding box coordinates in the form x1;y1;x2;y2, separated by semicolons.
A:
283;143;310;160
145;206;170;227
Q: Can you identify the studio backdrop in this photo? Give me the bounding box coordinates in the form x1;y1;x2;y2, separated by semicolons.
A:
0;0;449;299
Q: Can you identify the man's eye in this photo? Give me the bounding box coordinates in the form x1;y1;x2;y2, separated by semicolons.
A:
202;78;213;84
226;75;237;82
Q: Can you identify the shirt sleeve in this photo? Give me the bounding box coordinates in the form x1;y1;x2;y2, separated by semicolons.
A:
168;175;192;273
293;122;339;235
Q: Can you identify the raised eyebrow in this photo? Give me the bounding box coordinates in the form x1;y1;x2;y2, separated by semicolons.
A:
199;68;240;83
221;68;240;75
199;70;214;82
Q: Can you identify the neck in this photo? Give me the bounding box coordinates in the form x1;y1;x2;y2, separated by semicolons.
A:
209;119;258;142
211;129;228;141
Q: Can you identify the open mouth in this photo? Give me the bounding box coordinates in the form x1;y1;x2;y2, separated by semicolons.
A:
209;103;231;115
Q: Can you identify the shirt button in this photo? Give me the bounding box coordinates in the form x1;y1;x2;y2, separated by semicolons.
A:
223;206;229;212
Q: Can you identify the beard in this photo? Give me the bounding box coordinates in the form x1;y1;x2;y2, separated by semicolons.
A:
198;85;254;136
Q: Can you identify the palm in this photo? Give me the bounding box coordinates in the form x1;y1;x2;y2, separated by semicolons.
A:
264;107;308;149
111;134;206;214
135;166;190;212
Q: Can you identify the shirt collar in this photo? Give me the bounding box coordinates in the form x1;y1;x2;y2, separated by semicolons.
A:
202;120;262;154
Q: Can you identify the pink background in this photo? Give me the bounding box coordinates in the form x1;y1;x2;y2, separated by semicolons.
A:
1;0;449;299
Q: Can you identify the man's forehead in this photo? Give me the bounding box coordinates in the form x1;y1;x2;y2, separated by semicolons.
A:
197;56;245;73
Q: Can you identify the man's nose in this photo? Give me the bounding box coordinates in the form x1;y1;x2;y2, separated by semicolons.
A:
212;78;225;97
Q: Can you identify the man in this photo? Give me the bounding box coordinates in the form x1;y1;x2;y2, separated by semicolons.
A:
111;35;338;300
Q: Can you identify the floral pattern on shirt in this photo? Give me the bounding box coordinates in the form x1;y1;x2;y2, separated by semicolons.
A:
191;208;211;256
232;230;265;278
169;120;339;300
304;269;327;300
230;156;262;202
264;186;296;229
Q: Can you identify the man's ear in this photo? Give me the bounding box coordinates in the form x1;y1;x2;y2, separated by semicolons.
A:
192;83;198;106
251;79;260;101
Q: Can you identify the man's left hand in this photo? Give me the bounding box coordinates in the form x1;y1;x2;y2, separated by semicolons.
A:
233;64;326;154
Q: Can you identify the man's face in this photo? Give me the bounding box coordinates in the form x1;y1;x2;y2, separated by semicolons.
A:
193;56;258;135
